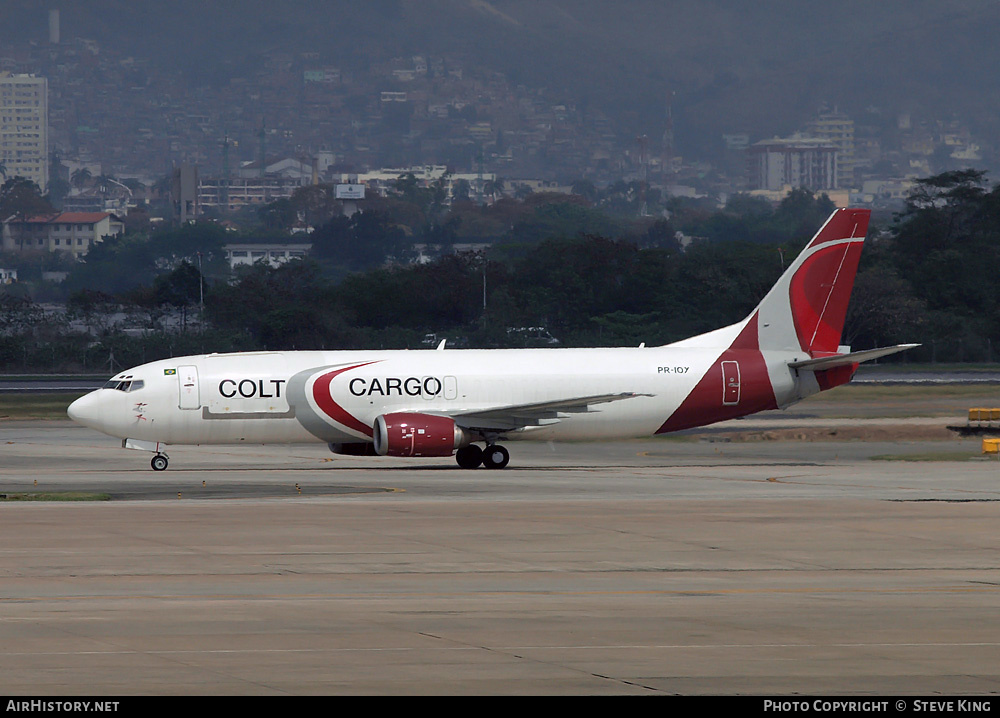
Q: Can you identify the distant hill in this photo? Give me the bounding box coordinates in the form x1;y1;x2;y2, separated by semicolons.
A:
4;0;1000;160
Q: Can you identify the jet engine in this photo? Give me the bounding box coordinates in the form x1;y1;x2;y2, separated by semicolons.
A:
372;412;470;457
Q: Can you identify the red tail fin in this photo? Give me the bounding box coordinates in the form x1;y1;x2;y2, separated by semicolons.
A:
788;209;869;354
751;208;869;355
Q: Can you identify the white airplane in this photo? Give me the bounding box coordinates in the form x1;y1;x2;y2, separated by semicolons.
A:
68;208;915;471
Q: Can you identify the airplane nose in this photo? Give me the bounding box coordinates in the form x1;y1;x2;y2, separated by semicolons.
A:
67;391;103;429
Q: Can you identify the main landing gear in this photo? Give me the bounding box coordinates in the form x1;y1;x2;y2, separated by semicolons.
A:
455;443;510;470
151;453;169;471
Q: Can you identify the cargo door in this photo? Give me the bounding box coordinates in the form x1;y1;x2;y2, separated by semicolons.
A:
721;360;740;406
178;365;200;410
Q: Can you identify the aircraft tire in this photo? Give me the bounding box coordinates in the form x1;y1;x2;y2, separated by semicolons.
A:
455;445;483;469
482;444;509;470
151;454;168;471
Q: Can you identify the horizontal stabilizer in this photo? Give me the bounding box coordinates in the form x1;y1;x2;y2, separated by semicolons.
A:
788;344;920;371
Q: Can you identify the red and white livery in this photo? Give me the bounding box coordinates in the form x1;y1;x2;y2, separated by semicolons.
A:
68;209;916;470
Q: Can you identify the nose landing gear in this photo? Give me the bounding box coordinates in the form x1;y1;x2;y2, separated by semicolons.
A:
123;439;170;471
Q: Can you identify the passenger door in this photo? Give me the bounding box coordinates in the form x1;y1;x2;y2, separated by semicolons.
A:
178;365;200;410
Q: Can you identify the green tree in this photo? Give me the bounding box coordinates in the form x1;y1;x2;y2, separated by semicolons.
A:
482;176;505;202
770;189;837;242
257;197;296;230
46;155;71;209
452;178;472;202
857;170;1000;361
146;261;204;331
337;252;485;331
497;198;625;251
154;222;228;267
504;234;678;344
70;167;92;190
66;289;126;336
844;268;926;350
0;291;43;336
570;179;598;204
393;172;424;205
310;211;409;272
207;260;353;349
0;177;53;221
63;233;157;296
151;261;203;310
289;183;342;226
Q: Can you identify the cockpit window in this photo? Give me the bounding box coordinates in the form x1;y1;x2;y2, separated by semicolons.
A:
102;376;143;392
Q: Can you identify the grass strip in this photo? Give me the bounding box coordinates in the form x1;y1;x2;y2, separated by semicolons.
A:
0;492;111;501
871;452;985;462
0;392;87;420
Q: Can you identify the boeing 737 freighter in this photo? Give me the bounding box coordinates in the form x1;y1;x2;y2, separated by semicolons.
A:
68;208;915;471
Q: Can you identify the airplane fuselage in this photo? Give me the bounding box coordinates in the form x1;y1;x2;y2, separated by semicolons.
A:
69;343;813;447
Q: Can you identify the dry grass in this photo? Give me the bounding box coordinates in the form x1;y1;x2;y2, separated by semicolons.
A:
0;393;86;420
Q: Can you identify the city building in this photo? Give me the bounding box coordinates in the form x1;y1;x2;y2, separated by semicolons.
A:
747;135;838;192
859;178;917;205
171;164;199;223
0;73;48;192
328;165;495;202
805;111;855;189
199;175;306;213
2;211;124;257
196;153;339;213
223;241;311;269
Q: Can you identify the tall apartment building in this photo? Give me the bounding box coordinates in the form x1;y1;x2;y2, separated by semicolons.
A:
747;135;839;192
0;73;48;193
805;110;855;189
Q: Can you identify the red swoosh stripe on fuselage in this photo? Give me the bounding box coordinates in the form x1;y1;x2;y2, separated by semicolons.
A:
310;362;379;438
655;313;777;434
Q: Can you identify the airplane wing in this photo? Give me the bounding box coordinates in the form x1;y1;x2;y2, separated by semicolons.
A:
788;344;920;370
450;392;650;432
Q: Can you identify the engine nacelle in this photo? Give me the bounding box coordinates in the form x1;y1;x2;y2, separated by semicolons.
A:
372;412;469;457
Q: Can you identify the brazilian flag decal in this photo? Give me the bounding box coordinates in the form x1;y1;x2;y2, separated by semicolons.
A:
164;368;177;375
